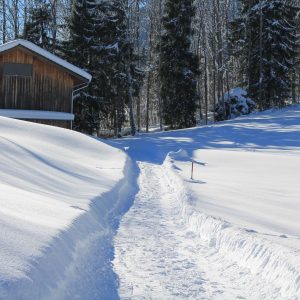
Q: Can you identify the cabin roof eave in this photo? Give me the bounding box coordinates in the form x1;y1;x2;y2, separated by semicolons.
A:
0;39;92;85
0;109;75;121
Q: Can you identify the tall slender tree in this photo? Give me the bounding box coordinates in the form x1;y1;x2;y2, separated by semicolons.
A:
159;0;199;129
63;0;142;136
63;0;98;134
230;0;299;109
93;0;138;136
260;1;299;108
24;0;53;50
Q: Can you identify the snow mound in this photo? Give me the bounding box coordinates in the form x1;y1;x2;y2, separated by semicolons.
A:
215;87;256;121
168;149;191;162
0;117;133;299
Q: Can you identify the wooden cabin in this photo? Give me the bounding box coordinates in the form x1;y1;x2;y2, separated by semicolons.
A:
0;39;92;129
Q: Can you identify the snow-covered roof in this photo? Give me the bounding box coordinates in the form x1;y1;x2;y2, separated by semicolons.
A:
0;109;74;121
0;39;92;83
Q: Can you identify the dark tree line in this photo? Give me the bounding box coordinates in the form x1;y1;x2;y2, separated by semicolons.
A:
160;0;199;129
0;0;299;136
230;0;299;110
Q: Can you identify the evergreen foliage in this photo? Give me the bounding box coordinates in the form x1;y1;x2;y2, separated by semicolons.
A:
2;0;300;131
230;0;299;109
159;0;199;129
215;88;256;121
63;0;142;136
24;0;53;51
91;0;142;137
62;0;98;135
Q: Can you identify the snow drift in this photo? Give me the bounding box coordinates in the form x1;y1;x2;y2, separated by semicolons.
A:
165;150;300;299
0;117;135;299
164;151;300;299
112;105;300;299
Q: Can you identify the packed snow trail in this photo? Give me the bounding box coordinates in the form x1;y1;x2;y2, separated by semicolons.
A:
113;162;283;300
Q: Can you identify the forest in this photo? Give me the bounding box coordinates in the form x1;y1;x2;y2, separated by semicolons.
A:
0;0;299;136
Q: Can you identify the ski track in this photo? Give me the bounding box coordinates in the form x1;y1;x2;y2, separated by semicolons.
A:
114;162;283;300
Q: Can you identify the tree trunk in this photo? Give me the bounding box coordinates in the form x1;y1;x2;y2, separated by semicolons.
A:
127;64;136;136
2;0;6;43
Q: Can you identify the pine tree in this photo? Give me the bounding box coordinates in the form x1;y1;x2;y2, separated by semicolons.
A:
62;0;100;135
259;1;299;108
63;0;142;136
159;0;199;129
92;0;141;137
230;0;299;109
24;0;53;51
113;0;143;136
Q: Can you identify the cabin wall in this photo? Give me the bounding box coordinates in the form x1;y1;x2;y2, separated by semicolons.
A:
0;47;74;113
22;119;72;129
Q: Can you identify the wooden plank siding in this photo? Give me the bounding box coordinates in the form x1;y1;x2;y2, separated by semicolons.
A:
21;119;71;129
0;46;75;128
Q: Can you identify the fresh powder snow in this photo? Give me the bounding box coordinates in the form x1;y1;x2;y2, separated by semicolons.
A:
111;105;300;300
0;117;136;299
0;105;300;299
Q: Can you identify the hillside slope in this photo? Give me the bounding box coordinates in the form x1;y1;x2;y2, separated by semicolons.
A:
0;118;134;299
112;105;300;299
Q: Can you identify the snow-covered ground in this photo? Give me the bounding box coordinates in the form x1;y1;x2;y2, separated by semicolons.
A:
167;148;300;249
0;117;136;299
112;105;300;299
1;105;300;299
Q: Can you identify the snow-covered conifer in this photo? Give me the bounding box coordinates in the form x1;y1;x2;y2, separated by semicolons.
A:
62;0;98;134
159;0;199;129
230;0;299;109
63;0;141;136
24;1;53;51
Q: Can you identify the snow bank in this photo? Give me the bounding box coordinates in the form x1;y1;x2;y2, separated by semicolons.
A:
0;117;133;299
176;149;300;241
110;104;300;299
164;151;300;299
